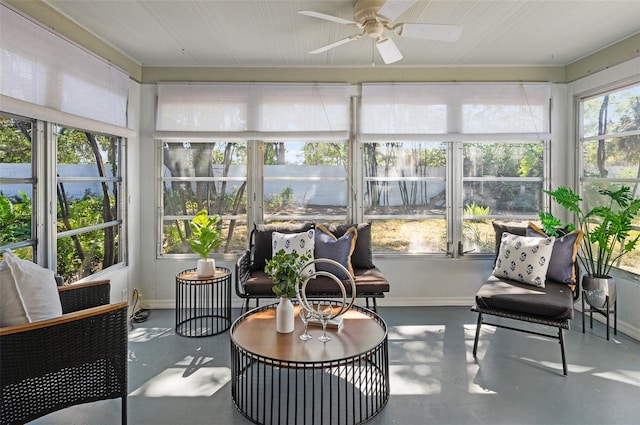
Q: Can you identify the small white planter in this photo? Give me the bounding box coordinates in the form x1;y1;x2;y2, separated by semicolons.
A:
196;258;216;278
276;297;295;333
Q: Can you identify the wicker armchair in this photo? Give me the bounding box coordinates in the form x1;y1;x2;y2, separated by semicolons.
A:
0;280;128;425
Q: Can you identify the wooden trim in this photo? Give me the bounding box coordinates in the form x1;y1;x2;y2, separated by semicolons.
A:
57;279;110;292
0;302;127;336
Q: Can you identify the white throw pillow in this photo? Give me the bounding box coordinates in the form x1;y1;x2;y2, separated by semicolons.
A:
272;230;316;277
492;232;555;288
1;250;62;325
0;258;29;327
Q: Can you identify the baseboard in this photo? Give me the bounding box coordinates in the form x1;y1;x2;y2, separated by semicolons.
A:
375;297;475;307
144;297;475;310
140;297;639;342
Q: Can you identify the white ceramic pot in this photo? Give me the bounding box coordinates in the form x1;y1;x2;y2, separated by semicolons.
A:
196;258;216;278
582;275;616;309
276;297;295;333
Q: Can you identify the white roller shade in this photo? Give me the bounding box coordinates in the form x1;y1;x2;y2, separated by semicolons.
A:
360;83;551;141
156;83;351;139
0;4;128;128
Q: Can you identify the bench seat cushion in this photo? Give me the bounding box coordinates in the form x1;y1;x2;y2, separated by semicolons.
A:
243;267;390;296
476;275;574;321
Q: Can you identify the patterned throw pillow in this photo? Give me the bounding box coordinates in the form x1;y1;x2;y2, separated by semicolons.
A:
492;232;555;288
272;230;315;277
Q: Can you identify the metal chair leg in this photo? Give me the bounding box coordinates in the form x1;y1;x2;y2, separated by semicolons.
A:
473;313;483;356
559;327;567;376
122;395;127;425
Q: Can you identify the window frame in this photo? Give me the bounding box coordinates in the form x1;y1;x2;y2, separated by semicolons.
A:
53;124;126;282
157;139;249;258
0;113;39;261
576;79;640;276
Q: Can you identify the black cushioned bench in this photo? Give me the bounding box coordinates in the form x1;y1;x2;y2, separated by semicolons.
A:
235;222;390;312
472;221;580;376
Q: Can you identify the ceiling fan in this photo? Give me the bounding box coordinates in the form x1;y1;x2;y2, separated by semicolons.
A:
299;0;462;64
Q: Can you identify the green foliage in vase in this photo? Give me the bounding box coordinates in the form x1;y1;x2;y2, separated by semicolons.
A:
186;210;223;259
540;185;640;278
265;249;310;299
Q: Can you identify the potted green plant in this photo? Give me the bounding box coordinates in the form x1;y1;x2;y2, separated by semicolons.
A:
264;249;310;333
540;185;640;308
186;210;224;278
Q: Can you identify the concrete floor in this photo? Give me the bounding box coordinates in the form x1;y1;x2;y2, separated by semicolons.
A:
32;306;640;425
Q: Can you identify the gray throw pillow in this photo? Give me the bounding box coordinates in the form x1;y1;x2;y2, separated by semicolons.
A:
314;224;357;279
324;222;374;269
526;222;583;285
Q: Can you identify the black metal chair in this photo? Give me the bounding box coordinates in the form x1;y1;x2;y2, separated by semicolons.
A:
471;223;580;376
0;280;128;424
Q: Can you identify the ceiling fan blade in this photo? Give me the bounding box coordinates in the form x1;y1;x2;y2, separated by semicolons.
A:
309;35;359;54
298;10;356;26
377;0;417;22
396;23;463;42
376;37;403;64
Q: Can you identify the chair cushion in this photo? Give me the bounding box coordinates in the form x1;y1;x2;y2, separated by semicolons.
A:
243;267;390;296
1;250;62;326
314;224;357;279
476;275;574;321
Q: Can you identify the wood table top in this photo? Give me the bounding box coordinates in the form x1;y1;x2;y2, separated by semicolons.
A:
231;305;387;363
177;268;231;282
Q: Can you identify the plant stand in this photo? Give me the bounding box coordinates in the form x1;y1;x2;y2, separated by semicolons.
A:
581;291;617;340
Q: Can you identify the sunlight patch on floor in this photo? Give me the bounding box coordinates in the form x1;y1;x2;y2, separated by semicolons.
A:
128;327;173;343
388;325;446;340
467;364;497;395
130;355;230;397
389;365;441;395
593;369;640;387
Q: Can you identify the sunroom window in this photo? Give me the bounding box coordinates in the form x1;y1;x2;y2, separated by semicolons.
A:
263;140;349;226
578;81;640;274
0;114;37;261
160;140;248;255
55;126;124;283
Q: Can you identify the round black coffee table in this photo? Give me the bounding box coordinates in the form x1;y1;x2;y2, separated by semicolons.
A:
230;302;389;425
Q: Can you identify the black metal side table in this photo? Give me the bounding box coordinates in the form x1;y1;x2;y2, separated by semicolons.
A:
175;267;232;337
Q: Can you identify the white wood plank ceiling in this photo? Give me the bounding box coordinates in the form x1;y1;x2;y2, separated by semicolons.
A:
43;0;640;67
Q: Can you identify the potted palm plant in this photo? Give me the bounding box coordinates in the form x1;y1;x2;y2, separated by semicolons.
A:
186;210;224;278
540;185;640;308
264;249;310;333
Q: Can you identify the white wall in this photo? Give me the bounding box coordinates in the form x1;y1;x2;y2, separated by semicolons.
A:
132;69;639;340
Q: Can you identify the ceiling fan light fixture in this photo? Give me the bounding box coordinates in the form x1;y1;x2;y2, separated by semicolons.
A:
300;0;461;65
376;37;403;64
